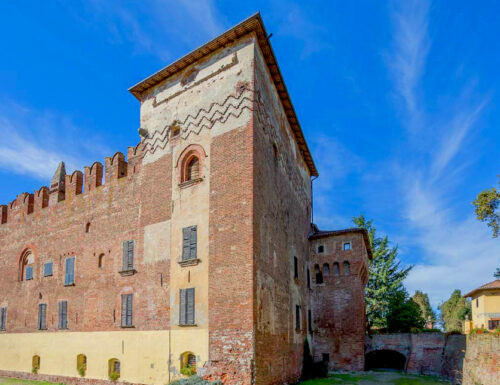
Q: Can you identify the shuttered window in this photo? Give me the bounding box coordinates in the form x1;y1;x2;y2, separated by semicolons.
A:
122;241;135;271
44;262;53;277
0;307;6;331
182;226;197;261
58;301;68;329
25;266;34;280
64;257;75;285
38;304;47;330
121;294;133;327
186;157;200;181
179;288;195;325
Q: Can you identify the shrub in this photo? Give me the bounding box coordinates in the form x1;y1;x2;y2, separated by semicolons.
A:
31;365;39;375
180;365;197;377
421;328;442;333
77;363;86;377
494;328;500;336
471;328;488;335
109;371;120;381
170;375;221;385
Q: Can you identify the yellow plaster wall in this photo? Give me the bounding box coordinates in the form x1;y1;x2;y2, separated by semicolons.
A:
471;291;500;329
0;329;208;384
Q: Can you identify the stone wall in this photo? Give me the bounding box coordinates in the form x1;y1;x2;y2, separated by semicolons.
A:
462;335;500;385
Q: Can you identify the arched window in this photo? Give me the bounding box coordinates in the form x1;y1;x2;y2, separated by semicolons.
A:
32;355;40;374
98;254;105;269
186;157;200;181
343;261;350;276
85;222;91;233
108;358;120;380
315;264;323;284
77;354;87;377
323;263;330;277
333;262;340;277
20;250;35;281
180;351;197;376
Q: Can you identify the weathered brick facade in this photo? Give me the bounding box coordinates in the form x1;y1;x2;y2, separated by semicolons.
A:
0;14;371;385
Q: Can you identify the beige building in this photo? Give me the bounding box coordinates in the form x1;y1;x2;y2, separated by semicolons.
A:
463;279;500;333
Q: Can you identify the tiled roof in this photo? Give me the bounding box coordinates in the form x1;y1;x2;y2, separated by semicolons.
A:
464;280;500;298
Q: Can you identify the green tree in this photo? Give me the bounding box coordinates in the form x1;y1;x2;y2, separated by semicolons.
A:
472;177;500;238
353;215;413;329
412;290;436;323
438;289;471;332
387;290;425;333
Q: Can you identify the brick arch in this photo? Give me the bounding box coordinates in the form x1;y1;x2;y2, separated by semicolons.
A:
176;144;207;183
17;245;37;281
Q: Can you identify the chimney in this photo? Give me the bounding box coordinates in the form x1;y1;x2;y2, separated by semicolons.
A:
49;161;66;205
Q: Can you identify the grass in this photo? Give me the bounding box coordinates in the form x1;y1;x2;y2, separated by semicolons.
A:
300;371;451;385
0;378;65;385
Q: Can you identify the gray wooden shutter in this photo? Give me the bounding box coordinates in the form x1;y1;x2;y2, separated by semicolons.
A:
126;294;133;326
121;295;127;326
65;258;74;285
62;301;67;329
0;307;6;330
186;288;195;325
39;304;46;330
37;304;41;329
58;302;62;329
189;227;197;260
122;241;134;270
122;242;127;270
182;228;190;261
179;289;186;325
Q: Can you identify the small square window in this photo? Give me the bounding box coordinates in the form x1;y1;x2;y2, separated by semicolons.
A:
317;245;324;253
43;263;53;277
343;242;351;251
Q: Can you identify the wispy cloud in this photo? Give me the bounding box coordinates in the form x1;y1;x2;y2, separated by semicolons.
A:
0;101;110;184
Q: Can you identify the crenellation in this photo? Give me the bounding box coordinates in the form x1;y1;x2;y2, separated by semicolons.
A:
105;152;128;183
33;187;49;212
127;143;143;175
65;171;83;198
0;204;7;224
84;161;103;192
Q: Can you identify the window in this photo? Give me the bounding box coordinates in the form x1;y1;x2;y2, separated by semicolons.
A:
323;263;330;277
343;242;351;251
108;358;120;380
476;298;479;308
333;262;340;277
182;226;197;261
343;261;350;276
122;240;135;271
179;288;195;326
77;354;87;377
295;305;301;331
307;268;311;289
98;254;104;269
317;245;324;253
58;301;68;329
85;222;91;233
43;262;53;277
121;294;133;327
181;352;197;373
171;125;180;138
293;256;298;279
322;353;329;363
315;264;323;284
64;257;75;285
186;157;200;181
0;307;6;331
308;309;312;333
25;266;34;280
32;355;40;374
488;320;500;330
38;304;47;330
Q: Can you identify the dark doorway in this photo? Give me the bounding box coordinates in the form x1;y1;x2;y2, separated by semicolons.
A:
365;350;406;371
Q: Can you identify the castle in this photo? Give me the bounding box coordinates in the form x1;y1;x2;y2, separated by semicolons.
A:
0;14;371;385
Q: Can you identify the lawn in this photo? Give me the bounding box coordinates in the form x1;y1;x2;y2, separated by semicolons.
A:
301;371;452;385
0;378;64;385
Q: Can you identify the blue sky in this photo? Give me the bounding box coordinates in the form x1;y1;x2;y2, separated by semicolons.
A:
0;1;498;307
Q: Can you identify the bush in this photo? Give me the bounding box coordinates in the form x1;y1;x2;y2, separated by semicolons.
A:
31;365;39;375
77;364;86;377
180;365;197;377
109;371;120;381
494;328;500;336
471;328;488;335
170;375;221;385
421;328;442;333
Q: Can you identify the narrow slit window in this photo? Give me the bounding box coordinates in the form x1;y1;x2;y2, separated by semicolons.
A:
295;305;301;331
343;261;350;276
121;294;133;327
293;256;298;279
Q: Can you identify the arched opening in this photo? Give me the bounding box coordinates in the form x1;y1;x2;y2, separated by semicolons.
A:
98;254;105;269
85;222;91;233
20;250;35;281
333;262;340;276
32;355;40;374
365;350;406;371
108;358;120;381
322;263;330;277
343;261;350;276
77;354;87;377
186;156;200;181
180;351;197;376
314;264;323;284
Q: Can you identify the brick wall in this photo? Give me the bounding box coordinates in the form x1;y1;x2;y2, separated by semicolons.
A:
462;335;500;385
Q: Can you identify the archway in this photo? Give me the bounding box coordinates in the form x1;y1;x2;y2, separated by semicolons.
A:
365;349;406;371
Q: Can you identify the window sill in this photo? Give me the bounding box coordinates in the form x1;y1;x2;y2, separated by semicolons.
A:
119;269;137;276
178;178;203;189
179;324;197;327
64;283;75;287
120;325;135;329
178;258;201;267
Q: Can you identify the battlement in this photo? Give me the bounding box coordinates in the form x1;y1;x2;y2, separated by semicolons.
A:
0;142;143;225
